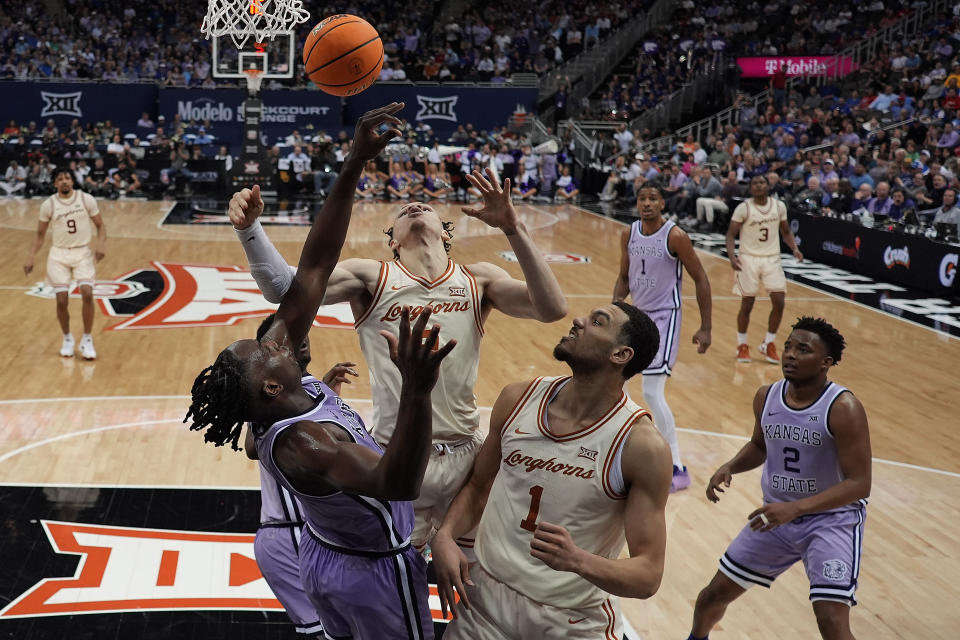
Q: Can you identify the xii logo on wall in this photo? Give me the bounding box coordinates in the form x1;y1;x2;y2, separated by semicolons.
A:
25;262;354;331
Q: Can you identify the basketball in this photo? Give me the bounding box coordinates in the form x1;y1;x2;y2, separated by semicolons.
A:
303;15;383;97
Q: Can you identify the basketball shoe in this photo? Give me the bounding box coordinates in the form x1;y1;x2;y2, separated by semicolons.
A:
79;335;97;360
59;334;75;357
736;343;751;362
758;342;780;364
671;466;690;492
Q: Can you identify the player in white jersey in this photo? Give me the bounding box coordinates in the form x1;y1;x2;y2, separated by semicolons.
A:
229;167;567;551
243;313;358;638
614;185;712;492
432;302;672;638
23;168;107;359
688;317;871;640
726;174;803;365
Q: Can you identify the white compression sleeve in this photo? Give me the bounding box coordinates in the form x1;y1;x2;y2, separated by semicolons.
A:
234;221;295;303
642;373;683;468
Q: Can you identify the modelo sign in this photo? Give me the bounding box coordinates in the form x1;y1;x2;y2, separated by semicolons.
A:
737;57;859;78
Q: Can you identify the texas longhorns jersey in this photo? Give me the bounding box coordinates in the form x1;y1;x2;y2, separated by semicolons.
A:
355;259;483;444
475;376;650;608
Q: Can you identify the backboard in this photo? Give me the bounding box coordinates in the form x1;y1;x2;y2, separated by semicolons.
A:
212;32;295;79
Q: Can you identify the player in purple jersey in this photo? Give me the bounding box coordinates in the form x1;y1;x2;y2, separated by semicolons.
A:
614;185;712;492
243;313;358;639
687;317;871;640
184;104;456;639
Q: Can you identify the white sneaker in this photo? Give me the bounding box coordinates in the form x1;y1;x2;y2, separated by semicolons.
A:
59;334;75;358
79;336;97;360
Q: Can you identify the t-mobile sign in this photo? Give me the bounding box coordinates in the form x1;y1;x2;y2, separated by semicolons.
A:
737;56;859;78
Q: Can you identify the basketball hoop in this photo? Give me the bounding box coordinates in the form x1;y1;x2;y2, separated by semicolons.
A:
243;69;264;95
201;0;310;49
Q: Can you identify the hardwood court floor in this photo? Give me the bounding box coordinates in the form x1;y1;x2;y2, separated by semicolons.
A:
0;197;956;638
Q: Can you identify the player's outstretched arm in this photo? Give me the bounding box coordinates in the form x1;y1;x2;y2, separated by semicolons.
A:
463;168;567;322
706;385;770;502
670;227;712;353
612;228;631;303
265;103;403;348
433;380;527;618
749;392;870;530
530;417;672;599
274;307;454;500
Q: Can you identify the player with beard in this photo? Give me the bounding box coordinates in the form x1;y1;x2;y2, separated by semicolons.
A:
432;302;672;639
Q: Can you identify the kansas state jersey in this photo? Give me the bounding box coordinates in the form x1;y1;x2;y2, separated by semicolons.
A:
761;379;864;513
257;374;328;526
627;220;682;311
256;389;415;554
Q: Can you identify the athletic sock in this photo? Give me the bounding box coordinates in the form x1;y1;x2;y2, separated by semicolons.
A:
763;331;777;346
737;332;748;345
82;333;92;341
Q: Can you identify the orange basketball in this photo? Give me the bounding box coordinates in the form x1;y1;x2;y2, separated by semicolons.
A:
303;15;383;97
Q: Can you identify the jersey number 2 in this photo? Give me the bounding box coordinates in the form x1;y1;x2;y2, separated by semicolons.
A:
783;447;801;473
520;485;544;532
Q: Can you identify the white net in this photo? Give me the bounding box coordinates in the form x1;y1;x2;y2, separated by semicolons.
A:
201;0;310;50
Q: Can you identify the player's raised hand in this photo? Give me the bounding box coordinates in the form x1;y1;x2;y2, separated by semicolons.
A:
706;464;733;503
349;102;405;162
461;168;519;234
379;306;456;394
432;530;473;619
321;362;359;396
228;185;264;230
530;522;583;573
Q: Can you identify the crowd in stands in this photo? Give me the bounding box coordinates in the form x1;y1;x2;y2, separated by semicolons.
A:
2;0;649;87
585;10;960;238
585;0;919;122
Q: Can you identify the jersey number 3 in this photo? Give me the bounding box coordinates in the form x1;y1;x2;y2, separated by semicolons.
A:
520;485;544;532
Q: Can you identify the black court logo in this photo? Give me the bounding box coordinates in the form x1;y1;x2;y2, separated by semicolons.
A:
415;95;459;122
41;91;83;118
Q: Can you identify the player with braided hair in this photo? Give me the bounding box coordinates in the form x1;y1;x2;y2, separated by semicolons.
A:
186;103;455;639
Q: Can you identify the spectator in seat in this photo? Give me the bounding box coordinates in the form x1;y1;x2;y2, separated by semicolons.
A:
937;123;960;149
195;128;213;146
85;158;115;197
385;160;411;199
849;183;873;214
311;141;338;196
215;145;233;172
867;181;893;216
111;159;142;194
692;167;725;230
1;160;27;196
137;112;154;129
887;187;916;222
106;134;126;157
285;144;312;193
932;188;959;234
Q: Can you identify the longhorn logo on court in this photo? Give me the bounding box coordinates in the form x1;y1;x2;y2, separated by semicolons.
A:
41;92;83;118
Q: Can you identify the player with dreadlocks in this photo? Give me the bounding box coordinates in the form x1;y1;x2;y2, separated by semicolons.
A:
185;103;456;640
688;316;872;640
227;167;568;559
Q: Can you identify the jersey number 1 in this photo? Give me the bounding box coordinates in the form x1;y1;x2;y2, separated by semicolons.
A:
520;485;544;532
